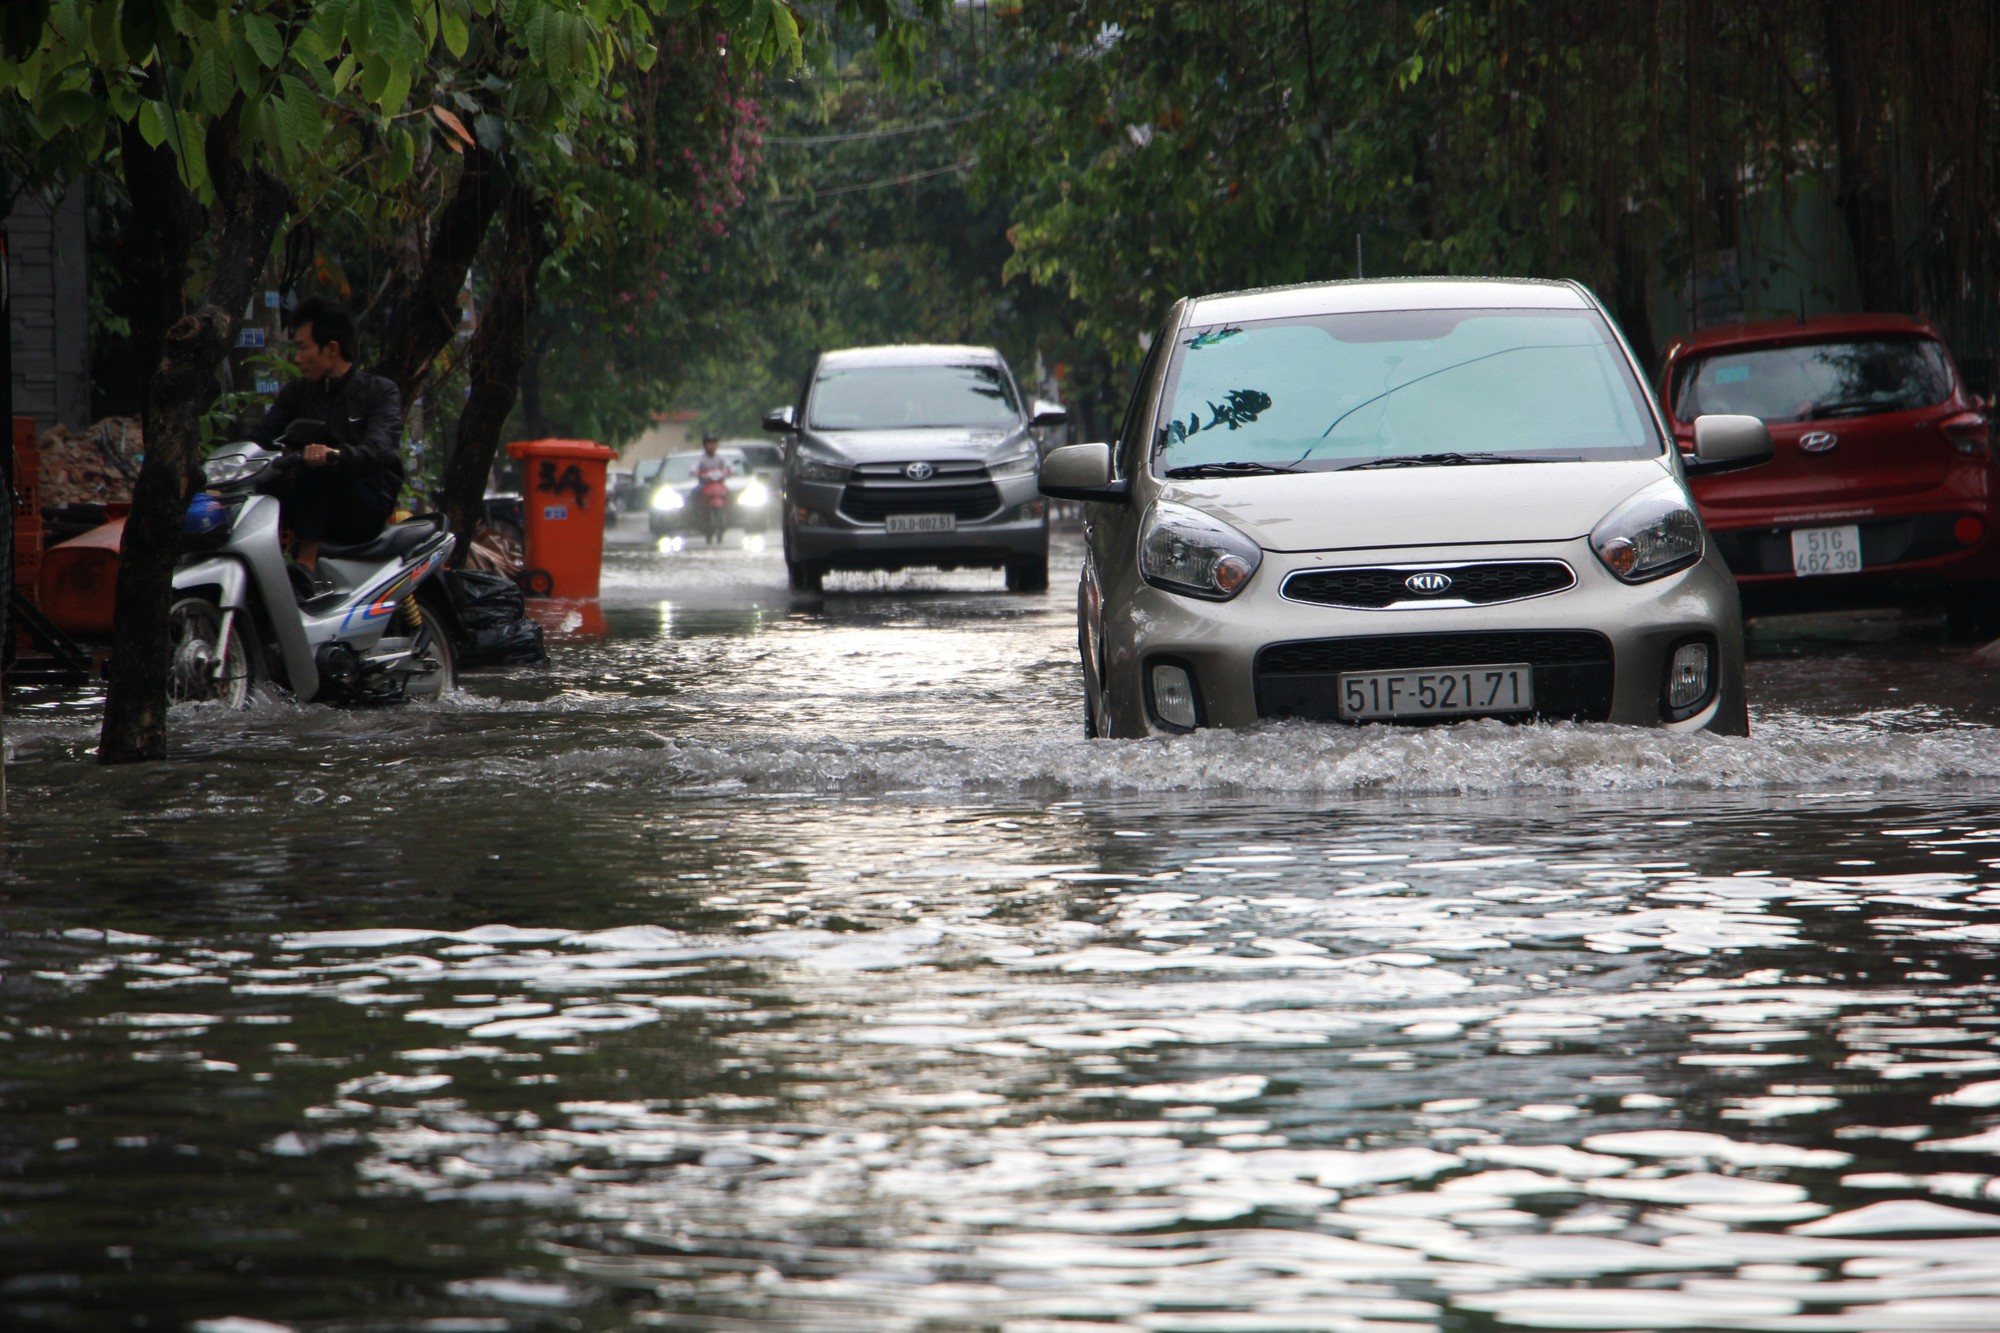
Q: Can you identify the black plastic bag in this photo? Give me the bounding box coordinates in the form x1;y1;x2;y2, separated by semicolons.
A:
439;569;547;668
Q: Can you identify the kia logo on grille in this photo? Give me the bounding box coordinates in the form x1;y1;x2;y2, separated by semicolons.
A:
1800;431;1839;454
1404;571;1454;595
904;461;936;481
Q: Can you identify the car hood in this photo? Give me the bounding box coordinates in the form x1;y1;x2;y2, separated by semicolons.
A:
1165;457;1677;552
801;425;1030;462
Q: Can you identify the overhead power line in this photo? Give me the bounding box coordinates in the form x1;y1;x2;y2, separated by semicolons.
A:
764;109;990;146
765;157;978;207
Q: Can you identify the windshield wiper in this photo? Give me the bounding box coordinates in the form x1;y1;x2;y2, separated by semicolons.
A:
1336;452;1562;471
1163;460;1304;479
1805;399;1893;420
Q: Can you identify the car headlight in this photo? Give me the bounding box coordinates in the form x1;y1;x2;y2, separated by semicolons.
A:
1591;484;1703;583
987;448;1038;479
1139;499;1262;600
795;451;850;484
739;478;770;507
651;486;685;512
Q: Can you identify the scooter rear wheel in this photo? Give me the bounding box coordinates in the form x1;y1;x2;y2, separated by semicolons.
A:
167;596;262;708
396;587;459;701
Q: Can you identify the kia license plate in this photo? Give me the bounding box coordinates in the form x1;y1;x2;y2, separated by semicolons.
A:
1337;664;1534;721
1790;524;1862;576
885;513;955;534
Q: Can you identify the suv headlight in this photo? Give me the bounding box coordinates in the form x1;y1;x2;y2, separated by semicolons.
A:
1591;484;1703;583
651;486;685;512
987;447;1038;479
1139;500;1262;600
795;449;850;484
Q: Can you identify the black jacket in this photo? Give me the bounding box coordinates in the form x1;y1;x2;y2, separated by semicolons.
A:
249;368;406;509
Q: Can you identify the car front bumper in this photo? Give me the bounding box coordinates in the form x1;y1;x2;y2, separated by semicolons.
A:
1096;537;1748;738
786;473;1048;569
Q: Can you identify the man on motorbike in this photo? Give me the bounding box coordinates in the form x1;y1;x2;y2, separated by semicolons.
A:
248;297;405;583
693;431;733;544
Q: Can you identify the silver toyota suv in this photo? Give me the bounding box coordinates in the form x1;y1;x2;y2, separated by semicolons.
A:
763;344;1067;593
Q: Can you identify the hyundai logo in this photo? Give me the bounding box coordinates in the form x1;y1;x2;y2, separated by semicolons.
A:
1800;431;1839;454
904;461;936;481
1404;571;1454;595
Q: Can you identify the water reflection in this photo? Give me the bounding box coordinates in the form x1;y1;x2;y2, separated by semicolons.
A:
6;537;2000;1331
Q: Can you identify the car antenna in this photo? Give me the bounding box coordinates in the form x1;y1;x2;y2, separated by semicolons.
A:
1355;233;1364;280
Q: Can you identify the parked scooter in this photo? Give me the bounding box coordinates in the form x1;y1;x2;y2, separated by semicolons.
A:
168;420;457;707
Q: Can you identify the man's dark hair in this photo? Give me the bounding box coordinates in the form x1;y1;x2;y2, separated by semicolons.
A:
288;297;359;364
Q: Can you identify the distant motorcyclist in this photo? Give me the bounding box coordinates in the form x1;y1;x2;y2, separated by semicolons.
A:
247;297;405;579
693;431;732;544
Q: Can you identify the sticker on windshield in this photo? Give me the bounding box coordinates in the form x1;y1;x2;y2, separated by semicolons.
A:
1714;365;1751;384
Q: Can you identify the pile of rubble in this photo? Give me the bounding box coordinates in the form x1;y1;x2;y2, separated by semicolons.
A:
37;418;142;507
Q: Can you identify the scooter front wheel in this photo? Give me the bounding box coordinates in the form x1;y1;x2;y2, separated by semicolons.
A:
167;596;261;708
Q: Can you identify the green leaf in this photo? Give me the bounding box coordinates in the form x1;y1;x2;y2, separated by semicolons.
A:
242;9;282;67
192;43;234;114
377;58;411;112
136;97;169;148
281;74;324;155
331;51;357;93
88;0;125;64
230;30;262;93
384;126;414;185
441;8;469;57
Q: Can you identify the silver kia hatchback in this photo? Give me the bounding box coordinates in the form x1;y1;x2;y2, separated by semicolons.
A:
1040;278;1774;738
763;345;1068;593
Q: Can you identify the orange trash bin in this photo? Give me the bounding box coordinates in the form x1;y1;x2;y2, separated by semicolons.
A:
505;438;618;599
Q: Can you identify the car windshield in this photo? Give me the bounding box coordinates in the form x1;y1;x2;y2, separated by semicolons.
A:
1152;308;1660;474
660;451;746;482
808;363;1021;430
1673;338;1954;423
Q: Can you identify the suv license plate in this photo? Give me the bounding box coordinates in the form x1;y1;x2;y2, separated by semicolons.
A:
1790;524;1862;576
1337;664;1534;721
886;513;955;534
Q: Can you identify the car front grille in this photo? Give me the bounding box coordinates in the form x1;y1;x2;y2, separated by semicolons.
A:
1283;560;1575;609
1254;629;1615;723
839;473;1003;523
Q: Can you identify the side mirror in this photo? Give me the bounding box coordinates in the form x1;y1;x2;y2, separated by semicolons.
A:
1030;400;1069;429
1039;443;1129;503
1686;413;1773;476
762;405;797;433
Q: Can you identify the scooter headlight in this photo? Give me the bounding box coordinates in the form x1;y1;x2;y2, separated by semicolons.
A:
1591;483;1703;583
1139;500;1263;601
651;486;685;512
739;478;770;507
202;451;272;486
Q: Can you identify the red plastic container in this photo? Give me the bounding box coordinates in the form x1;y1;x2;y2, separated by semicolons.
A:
505;438;617;599
40;517;124;637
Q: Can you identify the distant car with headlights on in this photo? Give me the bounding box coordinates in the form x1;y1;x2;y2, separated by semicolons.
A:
646;447;774;537
1658;313;1998;634
762;344;1068;593
1040;277;1773;739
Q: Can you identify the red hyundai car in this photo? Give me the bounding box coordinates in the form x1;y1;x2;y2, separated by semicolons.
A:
1658;313;1997;631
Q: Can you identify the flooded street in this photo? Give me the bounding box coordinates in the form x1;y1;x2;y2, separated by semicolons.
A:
11;522;2000;1332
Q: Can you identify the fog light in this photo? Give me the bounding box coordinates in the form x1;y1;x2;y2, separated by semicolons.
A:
794;507;830;528
1956;516;1984;546
1020;500;1044;520
1667;641;1712;711
1151;663;1198;729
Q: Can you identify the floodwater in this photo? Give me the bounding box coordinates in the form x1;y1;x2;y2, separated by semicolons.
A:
8;522;2000;1331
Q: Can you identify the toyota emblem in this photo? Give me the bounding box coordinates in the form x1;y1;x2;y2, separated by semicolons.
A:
1800;431;1839;454
1404;571;1453;595
904;461;936;480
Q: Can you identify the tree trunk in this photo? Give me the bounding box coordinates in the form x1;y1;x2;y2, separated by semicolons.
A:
98;130;289;764
115;117;204;435
1822;1;1902;311
440;185;555;566
372;144;510;407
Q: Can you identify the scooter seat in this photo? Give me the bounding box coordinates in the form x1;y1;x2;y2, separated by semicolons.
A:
320;515;444;563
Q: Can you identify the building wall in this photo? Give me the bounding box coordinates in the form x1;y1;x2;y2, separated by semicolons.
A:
8;183;89;433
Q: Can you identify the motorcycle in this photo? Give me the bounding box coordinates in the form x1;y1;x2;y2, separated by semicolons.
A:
168;420;458;707
695;468;731;545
